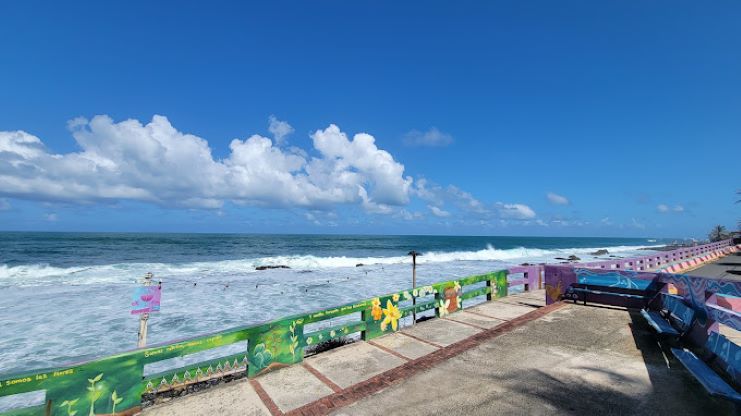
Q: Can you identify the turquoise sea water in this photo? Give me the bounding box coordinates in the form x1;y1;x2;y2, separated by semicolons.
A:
0;232;668;375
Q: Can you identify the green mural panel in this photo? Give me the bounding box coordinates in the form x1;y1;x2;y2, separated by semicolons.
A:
434;280;461;317
0;354;144;416
363;292;405;340
247;318;304;377
140;328;250;364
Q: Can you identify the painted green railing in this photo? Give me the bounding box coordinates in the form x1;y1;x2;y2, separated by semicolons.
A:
0;270;509;416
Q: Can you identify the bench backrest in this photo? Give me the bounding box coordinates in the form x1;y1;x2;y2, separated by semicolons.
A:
576;271;654;291
662;293;695;331
707;331;741;383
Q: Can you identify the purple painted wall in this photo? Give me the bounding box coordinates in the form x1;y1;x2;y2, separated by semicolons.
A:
525;238;736;298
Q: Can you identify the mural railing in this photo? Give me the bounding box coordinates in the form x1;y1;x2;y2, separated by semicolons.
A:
0;269;512;416
576;239;734;271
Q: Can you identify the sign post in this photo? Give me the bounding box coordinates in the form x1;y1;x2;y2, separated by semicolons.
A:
132;272;161;348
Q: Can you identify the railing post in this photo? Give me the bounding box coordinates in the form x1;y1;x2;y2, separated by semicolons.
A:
494;270;508;299
361;309;369;340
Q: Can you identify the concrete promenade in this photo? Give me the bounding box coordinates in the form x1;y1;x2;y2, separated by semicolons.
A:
143;289;735;415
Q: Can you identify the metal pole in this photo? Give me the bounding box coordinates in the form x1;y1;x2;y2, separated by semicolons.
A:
408;251;417;323
137;272;153;348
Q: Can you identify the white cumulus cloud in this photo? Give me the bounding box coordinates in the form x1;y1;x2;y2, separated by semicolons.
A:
428;205;451;217
268;115;294;145
496;202;536;219
403;127;453;147
0;115;412;213
657;203;684;213
546;192;569;205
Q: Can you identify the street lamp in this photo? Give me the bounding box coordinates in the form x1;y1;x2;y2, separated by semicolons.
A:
408;250;419;323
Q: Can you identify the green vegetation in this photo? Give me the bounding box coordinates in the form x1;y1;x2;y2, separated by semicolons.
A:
708;225;729;242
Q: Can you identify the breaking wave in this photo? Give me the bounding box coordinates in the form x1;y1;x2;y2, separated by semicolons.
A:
0;244;659;286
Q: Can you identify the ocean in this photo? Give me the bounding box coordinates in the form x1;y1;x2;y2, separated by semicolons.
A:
0;232;668;375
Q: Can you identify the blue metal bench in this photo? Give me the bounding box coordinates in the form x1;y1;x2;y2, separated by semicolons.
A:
641;309;680;336
642;293;695;337
663;294;695;332
672;332;741;403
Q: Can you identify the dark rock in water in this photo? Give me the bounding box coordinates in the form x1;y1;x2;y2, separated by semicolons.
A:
556;256;581;261
356;263;364;267
255;265;290;271
590;249;609;256
520;263;531;266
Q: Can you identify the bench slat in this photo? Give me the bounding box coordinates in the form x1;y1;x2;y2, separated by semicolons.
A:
662;294;695;329
671;348;741;402
570;287;646;299
641;310;679;336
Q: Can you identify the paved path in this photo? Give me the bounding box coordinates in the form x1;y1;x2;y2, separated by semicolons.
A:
144;290;552;416
143;286;735;415
684;251;741;280
690;253;741;345
335;304;732;416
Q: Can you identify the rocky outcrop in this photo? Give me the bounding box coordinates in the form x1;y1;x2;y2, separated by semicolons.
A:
255;265;290;271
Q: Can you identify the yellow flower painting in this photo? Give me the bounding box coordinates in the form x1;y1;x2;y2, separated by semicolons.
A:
380;300;401;331
371;297;383;320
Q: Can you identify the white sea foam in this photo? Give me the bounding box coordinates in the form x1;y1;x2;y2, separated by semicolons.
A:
0;244;659;286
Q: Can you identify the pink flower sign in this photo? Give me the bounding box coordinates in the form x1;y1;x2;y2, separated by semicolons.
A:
131;286;161;314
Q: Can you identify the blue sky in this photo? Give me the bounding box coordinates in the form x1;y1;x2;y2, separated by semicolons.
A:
0;1;739;238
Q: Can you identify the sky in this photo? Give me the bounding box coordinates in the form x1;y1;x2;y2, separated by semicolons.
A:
0;1;739;238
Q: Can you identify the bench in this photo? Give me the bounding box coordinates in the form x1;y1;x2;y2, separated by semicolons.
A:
672;332;741;403
565;273;652;306
641;309;679;336
641;293;695;337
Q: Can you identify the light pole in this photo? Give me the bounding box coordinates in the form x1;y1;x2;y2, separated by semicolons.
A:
408;250;419;323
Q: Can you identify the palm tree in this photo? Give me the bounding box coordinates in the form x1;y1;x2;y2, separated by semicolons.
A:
709;225;728;242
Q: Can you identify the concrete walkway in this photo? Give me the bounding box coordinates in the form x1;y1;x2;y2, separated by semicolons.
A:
684;251;741;280
335;305;733;416
144;268;739;416
143;290;551;416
